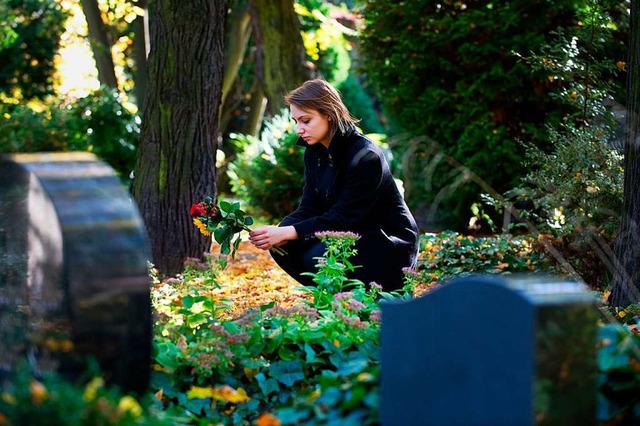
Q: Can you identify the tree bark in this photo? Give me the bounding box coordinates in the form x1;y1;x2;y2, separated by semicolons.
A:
221;6;252;109
131;0;149;112
132;0;228;276
80;0;118;89
610;0;640;307
248;0;312;116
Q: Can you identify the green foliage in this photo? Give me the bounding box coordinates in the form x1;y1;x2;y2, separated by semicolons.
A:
0;0;68;100
597;323;640;422
296;0;353;87
295;1;386;134
0;87;139;182
148;228;640;424
480;0;627;292
359;0;627;229
150;231;409;424
338;75;384;134
190;197;257;265
301;231;365;308
0;362;179;425
407;231;553;291
227;110;305;221
519;125;623;237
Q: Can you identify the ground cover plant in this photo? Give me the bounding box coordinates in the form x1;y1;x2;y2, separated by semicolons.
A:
2;232;639;425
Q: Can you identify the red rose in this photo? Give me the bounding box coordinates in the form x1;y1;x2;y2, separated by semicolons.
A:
190;203;206;217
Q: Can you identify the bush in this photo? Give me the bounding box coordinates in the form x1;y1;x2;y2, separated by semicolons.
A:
358;0;628;230
0;87;139;184
404;230;554;296
226;110;305;221
338;75;384;134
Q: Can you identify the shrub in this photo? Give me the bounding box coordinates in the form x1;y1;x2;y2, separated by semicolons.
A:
359;0;628;230
405;230;554;296
338;75;384;134
482;0;627;292
0;87;139;184
227;110;305;221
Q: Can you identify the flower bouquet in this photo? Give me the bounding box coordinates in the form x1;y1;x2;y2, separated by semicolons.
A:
190;196;285;262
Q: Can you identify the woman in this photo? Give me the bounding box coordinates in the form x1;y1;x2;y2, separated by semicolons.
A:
248;79;419;291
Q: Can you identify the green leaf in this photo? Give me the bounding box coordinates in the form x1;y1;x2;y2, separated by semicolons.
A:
186;312;208;328
255;372;280;396
336;358;370;376
155;341;182;372
214;226;231;244
270;359;305;387
245;216;254;226
219;200;232;212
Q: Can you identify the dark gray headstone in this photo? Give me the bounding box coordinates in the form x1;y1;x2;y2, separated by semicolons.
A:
381;274;599;426
0;152;151;393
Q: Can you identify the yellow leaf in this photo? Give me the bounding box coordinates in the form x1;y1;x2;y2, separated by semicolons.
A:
496;262;509;269
333;338;341;348
211;385;250;403
187;386;216;400
244;367;259;381
306;389;321;402
357;372;374;382
117;396;143;417
83;377;104;402
1;392;16;405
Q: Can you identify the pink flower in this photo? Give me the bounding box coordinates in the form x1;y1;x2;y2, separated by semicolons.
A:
370;310;381;323
315;230;361;240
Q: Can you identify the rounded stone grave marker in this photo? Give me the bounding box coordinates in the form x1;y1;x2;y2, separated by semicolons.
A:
0;152;151;394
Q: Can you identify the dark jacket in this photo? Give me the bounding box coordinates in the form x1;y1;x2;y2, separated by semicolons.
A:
280;127;419;288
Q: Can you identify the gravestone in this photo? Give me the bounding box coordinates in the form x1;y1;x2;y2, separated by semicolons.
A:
381;274;599;426
0;152;151;394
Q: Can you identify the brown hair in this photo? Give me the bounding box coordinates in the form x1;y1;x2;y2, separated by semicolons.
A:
284;79;360;137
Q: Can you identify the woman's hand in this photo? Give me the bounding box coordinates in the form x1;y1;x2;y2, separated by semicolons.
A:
249;226;297;251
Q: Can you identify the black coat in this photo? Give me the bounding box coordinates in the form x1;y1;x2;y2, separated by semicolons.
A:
279;127;420;290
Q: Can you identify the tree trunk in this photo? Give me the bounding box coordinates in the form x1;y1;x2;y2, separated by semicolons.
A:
132;0;228;276
610;0;640;307
221;6;252;109
131;0;149;112
248;0;312;116
80;0;118;89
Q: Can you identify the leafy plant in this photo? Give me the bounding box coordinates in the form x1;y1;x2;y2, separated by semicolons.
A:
189;197;285;267
407;230;553;295
301;231;364;308
227;110;305;221
597;323;640;423
150;229;404;425
359;0;628;230
0;87;139;184
0;362;180;425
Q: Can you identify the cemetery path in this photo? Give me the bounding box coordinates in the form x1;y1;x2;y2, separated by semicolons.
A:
212;241;309;319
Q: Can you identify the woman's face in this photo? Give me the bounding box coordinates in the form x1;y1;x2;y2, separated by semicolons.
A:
290;104;331;148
